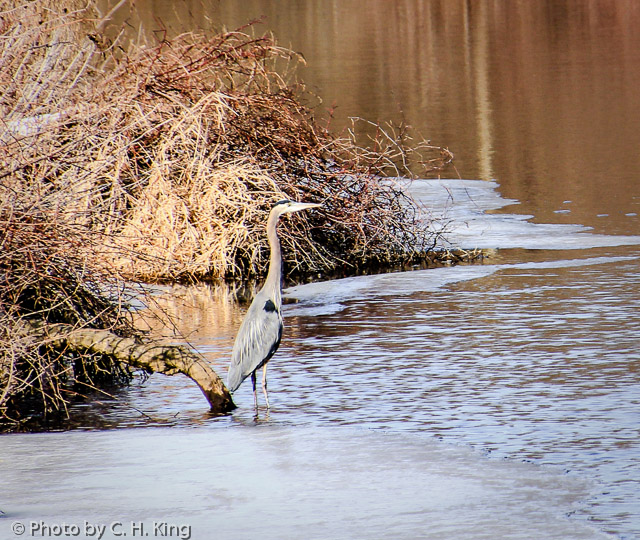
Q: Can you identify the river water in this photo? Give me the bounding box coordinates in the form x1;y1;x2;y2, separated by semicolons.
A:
3;2;640;540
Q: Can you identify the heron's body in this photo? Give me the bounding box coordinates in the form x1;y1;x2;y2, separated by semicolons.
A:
227;288;283;395
227;200;320;409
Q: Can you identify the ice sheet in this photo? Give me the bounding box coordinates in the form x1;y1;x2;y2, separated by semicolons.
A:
405;179;640;250
0;426;611;540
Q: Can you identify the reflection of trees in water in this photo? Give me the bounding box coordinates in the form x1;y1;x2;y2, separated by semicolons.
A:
119;0;640;226
133;282;249;351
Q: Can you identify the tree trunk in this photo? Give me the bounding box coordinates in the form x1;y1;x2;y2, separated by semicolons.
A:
27;321;236;413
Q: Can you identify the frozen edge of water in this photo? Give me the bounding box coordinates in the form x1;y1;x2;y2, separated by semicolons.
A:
405;178;640;250
0;425;616;540
284;255;638;315
285;178;639;316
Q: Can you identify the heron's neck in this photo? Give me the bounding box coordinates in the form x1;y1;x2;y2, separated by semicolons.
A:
263;211;282;305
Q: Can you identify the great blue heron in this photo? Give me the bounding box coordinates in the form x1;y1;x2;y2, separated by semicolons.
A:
227;199;321;409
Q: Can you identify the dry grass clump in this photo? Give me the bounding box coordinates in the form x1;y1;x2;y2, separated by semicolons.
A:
0;192;134;429
1;0;452;282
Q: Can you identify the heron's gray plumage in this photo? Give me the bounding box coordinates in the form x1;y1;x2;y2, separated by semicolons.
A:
227;199;321;407
227;289;283;392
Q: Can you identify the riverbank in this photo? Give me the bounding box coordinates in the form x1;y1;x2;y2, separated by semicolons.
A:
0;0;458;430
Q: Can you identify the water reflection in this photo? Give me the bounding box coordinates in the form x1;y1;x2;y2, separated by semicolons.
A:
100;0;640;233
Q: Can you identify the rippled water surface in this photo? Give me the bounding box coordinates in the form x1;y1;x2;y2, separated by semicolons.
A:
286;248;640;535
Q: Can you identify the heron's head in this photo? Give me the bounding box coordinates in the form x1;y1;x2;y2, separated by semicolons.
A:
271;199;322;216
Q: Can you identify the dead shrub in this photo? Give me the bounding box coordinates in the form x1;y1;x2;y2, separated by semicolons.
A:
0;192;135;429
1;0;452;282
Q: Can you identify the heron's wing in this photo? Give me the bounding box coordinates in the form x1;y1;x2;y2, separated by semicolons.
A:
227;294;283;392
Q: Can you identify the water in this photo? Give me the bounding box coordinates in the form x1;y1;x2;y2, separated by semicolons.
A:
102;0;640;233
5;1;640;539
2;180;637;539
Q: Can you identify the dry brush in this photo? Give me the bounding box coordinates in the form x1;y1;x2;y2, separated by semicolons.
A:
0;0;454;429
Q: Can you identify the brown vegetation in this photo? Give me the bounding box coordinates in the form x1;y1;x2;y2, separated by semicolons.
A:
0;0;454;429
1;0;452;282
0;202;133;427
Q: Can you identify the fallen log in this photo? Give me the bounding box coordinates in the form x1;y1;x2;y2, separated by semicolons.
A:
26;321;236;413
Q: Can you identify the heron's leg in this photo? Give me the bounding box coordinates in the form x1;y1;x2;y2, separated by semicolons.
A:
262;364;270;409
251;371;258;410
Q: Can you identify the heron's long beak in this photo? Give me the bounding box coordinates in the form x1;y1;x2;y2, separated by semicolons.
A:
286;202;322;213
